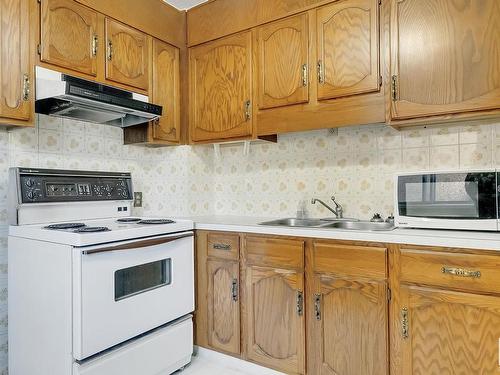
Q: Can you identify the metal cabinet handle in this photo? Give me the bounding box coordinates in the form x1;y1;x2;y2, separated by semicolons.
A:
302;64;308;87
401;307;409;339
314;293;321;321
296;291;304;316
231;278;238;302
391;75;398;101
92;35;98;57
317;60;324;84
22;74;30;101
244;100;251;121
107;40;113;61
213;243;231;251
441;266;481;278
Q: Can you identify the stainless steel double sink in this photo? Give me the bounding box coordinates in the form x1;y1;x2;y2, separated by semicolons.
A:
259;218;396;231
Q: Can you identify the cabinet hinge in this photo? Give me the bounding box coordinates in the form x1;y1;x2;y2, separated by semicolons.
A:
391;75;398;101
37;44;41;55
387;287;391;302
379;75;383;87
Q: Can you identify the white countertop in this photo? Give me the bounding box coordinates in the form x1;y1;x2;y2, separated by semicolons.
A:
181;216;500;252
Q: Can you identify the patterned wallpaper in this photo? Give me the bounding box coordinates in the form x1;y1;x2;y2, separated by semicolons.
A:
0;115;499;372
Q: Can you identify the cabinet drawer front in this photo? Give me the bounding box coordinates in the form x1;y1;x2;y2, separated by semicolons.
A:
400;249;500;294
207;232;240;260
313;241;387;280
244;236;304;269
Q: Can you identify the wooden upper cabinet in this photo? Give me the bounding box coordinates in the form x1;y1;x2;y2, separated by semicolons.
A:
0;0;31;123
312;275;388;375
151;39;180;143
317;0;380;100
391;0;500;120
244;266;305;374
189;31;253;142
105;18;149;91
256;14;309;110
40;0;99;77
398;285;500;374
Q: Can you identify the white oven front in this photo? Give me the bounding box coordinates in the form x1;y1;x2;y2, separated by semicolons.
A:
72;231;194;360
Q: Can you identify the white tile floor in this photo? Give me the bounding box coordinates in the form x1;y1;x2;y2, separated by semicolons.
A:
175;347;284;375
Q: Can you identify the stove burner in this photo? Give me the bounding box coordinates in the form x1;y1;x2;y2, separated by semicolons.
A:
75;227;110;233
138;219;175;225
45;223;86;230
116;218;142;223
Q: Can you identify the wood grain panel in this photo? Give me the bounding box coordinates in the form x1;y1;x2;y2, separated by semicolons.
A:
391;0;500;120
400;248;500;295
40;0;98;76
189;31;253;142
208;232;240;261
207;259;240;355
187;0;341;46
399;285;500;375
75;0;186;48
194;231;209;348
312;275;388;375
105;18;149;90
313;241;387;280
151;39;180;143
317;0;380;100
0;0;31;121
244;235;305;269
256;14;309;109
244;265;305;374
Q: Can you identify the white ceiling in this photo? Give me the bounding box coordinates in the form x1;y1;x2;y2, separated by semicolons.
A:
163;0;208;10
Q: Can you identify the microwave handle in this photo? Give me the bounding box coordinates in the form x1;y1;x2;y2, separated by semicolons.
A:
82;232;193;255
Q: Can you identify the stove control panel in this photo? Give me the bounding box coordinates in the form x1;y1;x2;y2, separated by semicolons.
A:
17;168;132;203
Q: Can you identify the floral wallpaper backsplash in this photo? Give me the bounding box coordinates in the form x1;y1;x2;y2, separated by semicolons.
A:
0;115;500;373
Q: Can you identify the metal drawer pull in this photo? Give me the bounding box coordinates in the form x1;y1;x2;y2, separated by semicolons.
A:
296;291;304;316
401;307;409;339
441;266;481;278
231;279;238;302
244;100;251;121
213;243;231;251
107;40;113;61
92;34;98;56
314;293;321;321
22;74;30;101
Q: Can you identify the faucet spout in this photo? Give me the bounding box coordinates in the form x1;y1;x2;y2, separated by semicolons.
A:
311;197;343;218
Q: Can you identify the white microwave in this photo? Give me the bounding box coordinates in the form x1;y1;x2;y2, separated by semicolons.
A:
395;170;498;231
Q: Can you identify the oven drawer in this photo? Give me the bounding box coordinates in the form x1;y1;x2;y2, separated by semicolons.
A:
73;232;195;360
400;248;500;294
74;316;193;375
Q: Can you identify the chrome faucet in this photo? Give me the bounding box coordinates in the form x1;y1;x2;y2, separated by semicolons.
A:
311;196;344;219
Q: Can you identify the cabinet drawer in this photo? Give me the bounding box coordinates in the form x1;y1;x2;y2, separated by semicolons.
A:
244;236;304;269
313;241;387;280
207;232;240;260
400;248;500;295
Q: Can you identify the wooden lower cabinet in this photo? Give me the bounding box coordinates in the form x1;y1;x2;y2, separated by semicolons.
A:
207;259;240;355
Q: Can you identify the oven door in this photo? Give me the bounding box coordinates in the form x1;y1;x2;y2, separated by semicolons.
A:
72;231;194;360
396;171;497;231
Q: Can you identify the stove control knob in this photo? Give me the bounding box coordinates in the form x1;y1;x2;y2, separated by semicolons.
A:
25;178;35;187
105;185;112;192
27;191;36;200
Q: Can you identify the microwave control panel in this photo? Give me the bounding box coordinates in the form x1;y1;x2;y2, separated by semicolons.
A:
17;168;132;203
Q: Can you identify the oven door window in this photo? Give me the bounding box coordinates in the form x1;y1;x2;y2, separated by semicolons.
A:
398;172;497;219
114;259;171;301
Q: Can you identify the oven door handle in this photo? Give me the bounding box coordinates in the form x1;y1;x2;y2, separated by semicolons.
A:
82;232;194;255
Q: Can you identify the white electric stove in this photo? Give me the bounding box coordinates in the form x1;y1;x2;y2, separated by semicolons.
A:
8;167;195;375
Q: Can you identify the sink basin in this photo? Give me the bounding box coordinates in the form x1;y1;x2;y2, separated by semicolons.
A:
259;218;327;227
323;221;396;231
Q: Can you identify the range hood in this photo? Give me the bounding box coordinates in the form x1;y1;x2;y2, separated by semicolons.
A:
35;66;162;127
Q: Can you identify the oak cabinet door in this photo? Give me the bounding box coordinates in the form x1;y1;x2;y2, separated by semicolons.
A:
0;0;31;122
40;0;99;76
391;0;500;120
105;18;149;91
397;285;500;375
317;0;380;101
311;275;388;375
207;259;240;355
189;32;253;142
256;14;309;110
244;266;305;374
151;39;180;143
